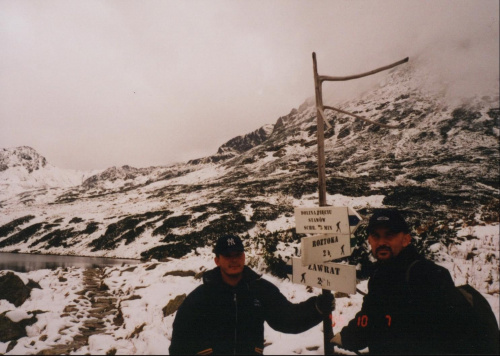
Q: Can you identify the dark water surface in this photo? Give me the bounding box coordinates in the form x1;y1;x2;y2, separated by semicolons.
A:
0;252;139;272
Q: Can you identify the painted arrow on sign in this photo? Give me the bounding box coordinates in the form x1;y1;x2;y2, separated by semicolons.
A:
294;206;362;235
286;257;356;294
300;234;351;266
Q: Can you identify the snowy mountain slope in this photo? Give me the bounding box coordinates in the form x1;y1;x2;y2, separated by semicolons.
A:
0;61;498;278
0;146;47;173
0;146;97;202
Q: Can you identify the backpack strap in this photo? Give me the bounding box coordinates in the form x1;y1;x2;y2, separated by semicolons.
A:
405;259;420;284
457;286;474;306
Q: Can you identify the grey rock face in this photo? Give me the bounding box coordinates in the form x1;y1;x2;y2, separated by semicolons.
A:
0;272;39;307
0;146;47;173
0;312;37;342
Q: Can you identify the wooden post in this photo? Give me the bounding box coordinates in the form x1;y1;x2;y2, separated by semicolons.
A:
312;52;334;355
313;53;327;207
311;52;408;355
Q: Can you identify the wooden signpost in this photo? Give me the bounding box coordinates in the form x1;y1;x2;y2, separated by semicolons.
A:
289;52;408;355
295;206;361;265
294;206;361;235
287;257;357;294
300;234;351;266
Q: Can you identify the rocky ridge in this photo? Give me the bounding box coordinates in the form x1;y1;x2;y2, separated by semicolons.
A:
0;62;498;274
0;147;47;173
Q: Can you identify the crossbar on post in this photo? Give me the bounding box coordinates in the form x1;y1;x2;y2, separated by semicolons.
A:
324;105;400;129
318;57;408;82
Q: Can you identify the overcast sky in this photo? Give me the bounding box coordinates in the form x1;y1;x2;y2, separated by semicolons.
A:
1;0;498;170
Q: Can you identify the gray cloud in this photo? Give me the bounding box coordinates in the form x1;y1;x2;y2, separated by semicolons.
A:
1;0;498;170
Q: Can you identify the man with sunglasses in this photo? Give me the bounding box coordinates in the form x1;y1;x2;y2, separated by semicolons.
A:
169;234;334;355
330;209;482;355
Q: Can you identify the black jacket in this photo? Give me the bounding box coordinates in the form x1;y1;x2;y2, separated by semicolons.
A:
339;245;474;355
169;266;323;355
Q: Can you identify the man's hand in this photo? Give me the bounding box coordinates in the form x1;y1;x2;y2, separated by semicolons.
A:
331;333;342;346
315;292;335;315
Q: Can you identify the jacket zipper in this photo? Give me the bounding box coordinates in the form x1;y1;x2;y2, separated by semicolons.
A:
234;292;238;355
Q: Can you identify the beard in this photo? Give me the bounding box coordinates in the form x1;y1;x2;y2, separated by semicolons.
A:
375;245;394;260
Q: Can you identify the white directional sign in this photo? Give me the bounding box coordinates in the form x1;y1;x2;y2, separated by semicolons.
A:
301;234;351;266
294;206;361;235
286;257;357;294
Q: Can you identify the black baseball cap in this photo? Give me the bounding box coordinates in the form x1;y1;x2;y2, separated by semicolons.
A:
367;209;410;235
214;235;245;256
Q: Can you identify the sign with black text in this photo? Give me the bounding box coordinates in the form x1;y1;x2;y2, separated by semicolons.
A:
286;257;356;294
300;234;351;266
294;207;361;235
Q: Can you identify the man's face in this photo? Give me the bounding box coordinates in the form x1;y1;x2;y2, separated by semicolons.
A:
368;226;411;261
215;251;245;277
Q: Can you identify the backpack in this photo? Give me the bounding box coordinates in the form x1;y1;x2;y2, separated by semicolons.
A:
407;260;500;355
454;284;500;355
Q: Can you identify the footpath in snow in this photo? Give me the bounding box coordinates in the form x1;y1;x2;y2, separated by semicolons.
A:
0;224;499;355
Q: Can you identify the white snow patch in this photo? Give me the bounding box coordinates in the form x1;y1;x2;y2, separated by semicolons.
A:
2;221;497;355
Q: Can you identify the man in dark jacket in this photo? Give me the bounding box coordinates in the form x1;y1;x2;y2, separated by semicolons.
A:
169;234;333;355
330;209;477;355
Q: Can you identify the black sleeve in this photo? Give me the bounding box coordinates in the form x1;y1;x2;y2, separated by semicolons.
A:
338;293;372;351
169;286;207;355
258;279;323;334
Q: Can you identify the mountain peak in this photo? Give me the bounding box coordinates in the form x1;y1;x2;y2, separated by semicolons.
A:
188;124;274;165
0;146;47;173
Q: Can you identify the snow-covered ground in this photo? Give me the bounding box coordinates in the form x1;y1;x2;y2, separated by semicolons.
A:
1;223;498;355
